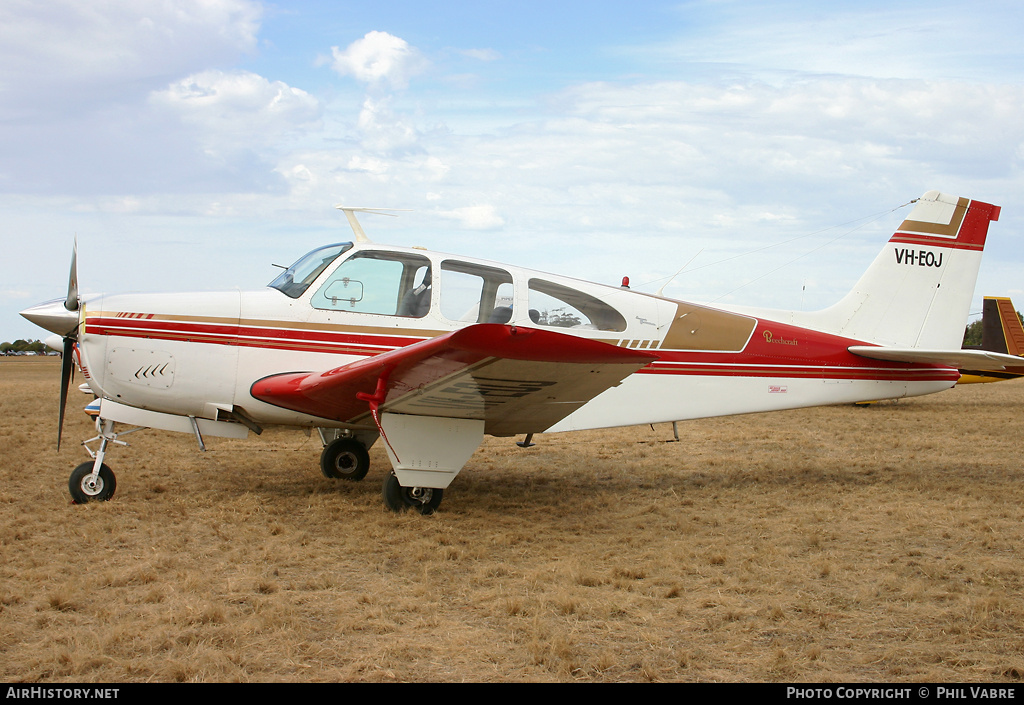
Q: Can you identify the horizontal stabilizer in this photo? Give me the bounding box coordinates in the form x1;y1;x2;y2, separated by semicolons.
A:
848;346;1024;371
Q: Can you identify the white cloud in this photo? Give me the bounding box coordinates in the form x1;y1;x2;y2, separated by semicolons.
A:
347;155;390;176
0;0;262;115
437;205;505;230
353;95;423;153
647;2;1021;83
461;48;501;62
151;70;322;149
0;0;274;196
330;31;428;90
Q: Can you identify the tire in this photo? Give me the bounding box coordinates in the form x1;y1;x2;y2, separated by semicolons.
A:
69;462;116;503
382;472;443;515
320;437;370;481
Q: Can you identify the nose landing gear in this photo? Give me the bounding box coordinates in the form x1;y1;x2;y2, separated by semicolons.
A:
68;462;116;503
67;417;141;504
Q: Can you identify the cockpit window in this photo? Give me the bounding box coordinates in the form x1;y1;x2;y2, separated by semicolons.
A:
311;251;432;317
269;243;353;299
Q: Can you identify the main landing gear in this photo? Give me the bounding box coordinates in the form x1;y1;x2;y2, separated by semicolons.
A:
382;472;443;515
319;437;370;481
316;429;444;514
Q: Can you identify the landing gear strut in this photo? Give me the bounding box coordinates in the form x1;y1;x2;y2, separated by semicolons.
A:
382;472;443;515
69;417;135;504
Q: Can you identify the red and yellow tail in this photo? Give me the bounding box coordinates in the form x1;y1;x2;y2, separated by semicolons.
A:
958;296;1024;384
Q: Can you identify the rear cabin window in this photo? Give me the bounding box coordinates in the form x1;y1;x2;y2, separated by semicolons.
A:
527;279;627;332
311;251;432;317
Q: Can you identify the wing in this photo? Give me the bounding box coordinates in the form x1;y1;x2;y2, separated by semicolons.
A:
848;345;1024;371
251;324;658;436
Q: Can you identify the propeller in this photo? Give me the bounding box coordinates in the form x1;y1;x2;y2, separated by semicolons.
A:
19;238;85;450
65;240;79;312
57;239;80;451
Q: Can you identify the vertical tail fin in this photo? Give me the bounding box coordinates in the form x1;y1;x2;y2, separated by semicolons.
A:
975;296;1024;356
815;191;1001;348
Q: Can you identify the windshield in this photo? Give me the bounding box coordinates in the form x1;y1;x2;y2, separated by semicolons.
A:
268;243;353;298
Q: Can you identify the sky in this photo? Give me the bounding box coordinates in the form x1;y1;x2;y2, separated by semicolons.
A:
3;0;1024;342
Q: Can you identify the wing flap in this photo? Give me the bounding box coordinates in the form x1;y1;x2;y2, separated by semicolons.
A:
252;324;657;435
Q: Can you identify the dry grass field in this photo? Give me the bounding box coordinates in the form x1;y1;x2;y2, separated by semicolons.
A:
2;357;1023;683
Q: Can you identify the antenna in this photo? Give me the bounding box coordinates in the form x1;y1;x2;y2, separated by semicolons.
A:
334;206;410;244
656;248;703;297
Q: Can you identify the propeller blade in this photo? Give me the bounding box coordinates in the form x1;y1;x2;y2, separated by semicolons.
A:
65;238;79;312
58;337;74;451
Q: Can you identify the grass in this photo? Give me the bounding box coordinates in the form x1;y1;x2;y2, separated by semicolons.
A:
1;357;1023;682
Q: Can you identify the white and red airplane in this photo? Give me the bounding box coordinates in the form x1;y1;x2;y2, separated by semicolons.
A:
20;190;1017;514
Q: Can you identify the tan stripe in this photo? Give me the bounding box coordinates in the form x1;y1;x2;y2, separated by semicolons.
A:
896;196;968;238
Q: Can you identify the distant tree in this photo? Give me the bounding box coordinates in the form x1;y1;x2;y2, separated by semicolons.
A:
1;339;45;354
534;309;583;328
963;319;983;347
547;312;583;328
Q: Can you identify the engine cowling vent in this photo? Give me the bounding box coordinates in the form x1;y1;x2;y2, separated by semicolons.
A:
107;348;176;389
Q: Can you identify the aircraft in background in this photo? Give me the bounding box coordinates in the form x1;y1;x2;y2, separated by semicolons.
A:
959;296;1024;384
21;191;1019;514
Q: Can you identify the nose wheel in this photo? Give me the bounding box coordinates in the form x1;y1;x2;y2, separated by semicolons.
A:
69;462;116;503
382;472;443;515
69;416;137;504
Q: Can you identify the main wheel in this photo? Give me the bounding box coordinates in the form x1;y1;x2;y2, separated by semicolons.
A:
382;472;443;515
69;462;116;503
320;437;370;481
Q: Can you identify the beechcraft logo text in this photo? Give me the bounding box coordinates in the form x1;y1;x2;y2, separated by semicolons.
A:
763;331;798;346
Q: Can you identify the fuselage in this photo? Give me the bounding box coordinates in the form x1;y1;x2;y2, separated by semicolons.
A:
70;240;957;435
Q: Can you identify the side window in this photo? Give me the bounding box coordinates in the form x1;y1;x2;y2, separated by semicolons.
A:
528;279;627;332
311;251;431;317
440;261;514;323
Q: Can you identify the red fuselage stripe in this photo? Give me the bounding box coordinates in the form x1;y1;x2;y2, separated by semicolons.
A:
85;315;959;383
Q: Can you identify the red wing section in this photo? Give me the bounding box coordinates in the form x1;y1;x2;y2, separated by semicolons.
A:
251;324;657;436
